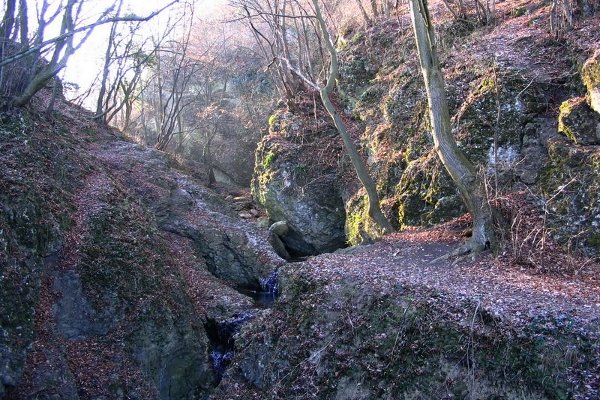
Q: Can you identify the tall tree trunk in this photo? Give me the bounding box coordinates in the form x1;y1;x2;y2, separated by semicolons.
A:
355;0;372;25
313;0;393;235
409;0;494;253
95;21;118;121
0;0;18;95
17;0;28;45
46;76;60;112
0;0;17;43
370;0;380;18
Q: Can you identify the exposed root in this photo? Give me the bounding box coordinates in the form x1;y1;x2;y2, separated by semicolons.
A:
431;240;488;265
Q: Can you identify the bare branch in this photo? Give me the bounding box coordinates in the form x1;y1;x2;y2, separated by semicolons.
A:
0;0;179;68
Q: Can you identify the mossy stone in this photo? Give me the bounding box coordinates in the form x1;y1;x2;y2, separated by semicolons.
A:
581;50;600;93
557;97;600;145
539;140;600;256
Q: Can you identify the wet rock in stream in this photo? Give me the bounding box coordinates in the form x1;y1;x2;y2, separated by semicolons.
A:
206;311;256;385
208;271;280;385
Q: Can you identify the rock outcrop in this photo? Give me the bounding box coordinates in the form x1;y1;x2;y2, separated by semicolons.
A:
252;110;347;256
0;103;282;398
252;14;600;254
582;49;600;114
213;238;600;400
97;141;284;288
558;96;600;144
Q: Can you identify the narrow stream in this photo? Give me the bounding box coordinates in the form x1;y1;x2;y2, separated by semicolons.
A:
207;270;279;384
205;311;255;384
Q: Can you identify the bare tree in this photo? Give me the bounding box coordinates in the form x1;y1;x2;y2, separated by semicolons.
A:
311;0;393;234
550;0;574;37
355;0;373;25
143;4;201;151
153;40;200;150
409;0;494;255
0;0;178;107
229;0;393;234
230;0;312;101
94;14;174;126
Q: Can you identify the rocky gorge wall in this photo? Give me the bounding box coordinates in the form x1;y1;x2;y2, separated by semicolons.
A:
0;102;283;399
251;6;600;256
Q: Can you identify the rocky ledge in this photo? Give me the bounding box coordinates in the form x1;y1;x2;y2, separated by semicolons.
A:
214;223;600;400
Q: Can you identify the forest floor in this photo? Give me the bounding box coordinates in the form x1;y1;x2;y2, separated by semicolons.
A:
4;83;600;399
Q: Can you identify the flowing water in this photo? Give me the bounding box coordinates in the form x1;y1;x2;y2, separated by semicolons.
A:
208;270;279;384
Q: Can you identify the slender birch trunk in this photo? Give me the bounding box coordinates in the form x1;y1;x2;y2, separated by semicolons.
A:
409;0;494;253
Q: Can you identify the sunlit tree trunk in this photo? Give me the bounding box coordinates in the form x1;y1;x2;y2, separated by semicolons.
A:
355;0;372;25
313;0;393;235
409;0;494;253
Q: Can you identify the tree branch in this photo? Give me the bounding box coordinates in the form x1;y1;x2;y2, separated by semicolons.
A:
0;0;179;68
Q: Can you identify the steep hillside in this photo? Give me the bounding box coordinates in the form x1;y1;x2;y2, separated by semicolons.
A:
0;96;283;399
253;0;600;257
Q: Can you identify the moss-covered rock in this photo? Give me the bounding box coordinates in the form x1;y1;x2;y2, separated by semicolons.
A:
251;109;347;256
582;51;600;115
582;49;600;114
539;140;600;255
310;16;555;242
558;97;600;145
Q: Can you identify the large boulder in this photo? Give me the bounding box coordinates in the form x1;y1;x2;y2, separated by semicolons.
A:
252;110;347;256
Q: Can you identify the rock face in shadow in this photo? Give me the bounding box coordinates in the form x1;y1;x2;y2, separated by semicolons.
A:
252;110;347;256
0;106;281;399
52;270;118;339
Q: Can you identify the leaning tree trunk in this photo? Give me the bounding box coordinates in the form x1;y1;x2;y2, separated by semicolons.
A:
313;0;393;235
409;0;494;253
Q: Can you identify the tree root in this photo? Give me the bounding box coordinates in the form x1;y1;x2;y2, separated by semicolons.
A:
431;240;488;265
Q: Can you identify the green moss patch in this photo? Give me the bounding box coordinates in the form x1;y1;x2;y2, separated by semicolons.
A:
582;50;600;92
558;97;600;145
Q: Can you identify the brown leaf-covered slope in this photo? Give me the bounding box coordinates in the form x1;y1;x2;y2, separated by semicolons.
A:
0;93;282;398
213;215;599;399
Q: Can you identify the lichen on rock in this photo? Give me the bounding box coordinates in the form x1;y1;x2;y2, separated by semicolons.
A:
539;139;600;255
251;109;347;256
582;49;600;114
558;96;600;145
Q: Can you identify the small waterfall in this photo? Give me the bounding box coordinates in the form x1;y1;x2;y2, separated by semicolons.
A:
207;271;279;384
206;311;255;385
236;269;279;308
259;269;279;297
